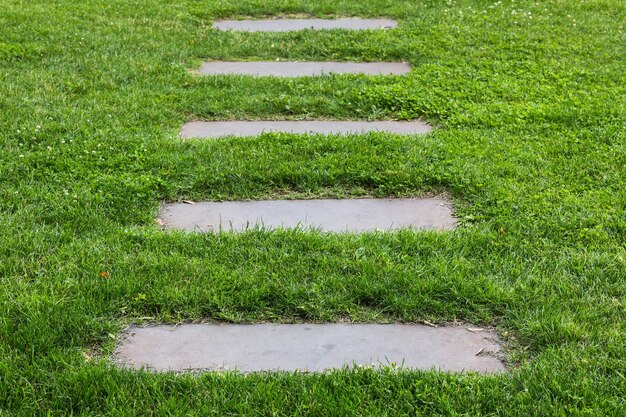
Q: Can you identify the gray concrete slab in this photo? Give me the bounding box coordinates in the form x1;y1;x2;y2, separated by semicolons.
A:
180;120;432;138
197;61;411;76
213;18;398;32
159;198;456;233
115;324;504;373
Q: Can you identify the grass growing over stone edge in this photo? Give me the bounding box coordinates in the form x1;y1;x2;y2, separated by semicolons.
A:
1;0;625;415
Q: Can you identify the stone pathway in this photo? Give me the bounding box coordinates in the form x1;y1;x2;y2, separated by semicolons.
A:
198;61;411;76
114;16;506;375
213;18;397;32
160;198;456;233
115;324;504;373
180;120;432;138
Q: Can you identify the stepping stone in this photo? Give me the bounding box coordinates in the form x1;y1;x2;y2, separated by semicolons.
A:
180;120;432;139
160;198;456;233
114;324;505;373
212;18;398;32
197;61;411;76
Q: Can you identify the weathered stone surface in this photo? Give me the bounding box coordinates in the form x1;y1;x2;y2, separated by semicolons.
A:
180;120;432;138
212;18;398;32
115;324;505;373
159;198;456;233
197;61;411;76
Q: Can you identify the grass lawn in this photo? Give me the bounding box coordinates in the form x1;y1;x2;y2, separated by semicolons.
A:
1;0;625;415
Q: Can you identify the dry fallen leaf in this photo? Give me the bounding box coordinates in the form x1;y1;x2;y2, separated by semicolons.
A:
466;327;484;333
155;218;165;226
182;200;195;205
99;271;110;279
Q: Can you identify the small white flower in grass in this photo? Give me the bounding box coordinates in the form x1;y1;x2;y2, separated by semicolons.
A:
19;154;24;158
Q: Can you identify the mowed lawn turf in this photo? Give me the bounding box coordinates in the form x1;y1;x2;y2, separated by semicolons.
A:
1;0;625;415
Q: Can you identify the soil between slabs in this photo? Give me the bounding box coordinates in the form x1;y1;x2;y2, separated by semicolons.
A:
114;323;505;373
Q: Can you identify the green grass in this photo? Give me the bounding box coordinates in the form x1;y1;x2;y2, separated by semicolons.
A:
1;0;625;415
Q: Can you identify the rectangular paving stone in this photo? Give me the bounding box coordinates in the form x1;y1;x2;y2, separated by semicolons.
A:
198;61;411;76
160;198;456;233
212;18;398;32
115;324;505;373
180;120;432;139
